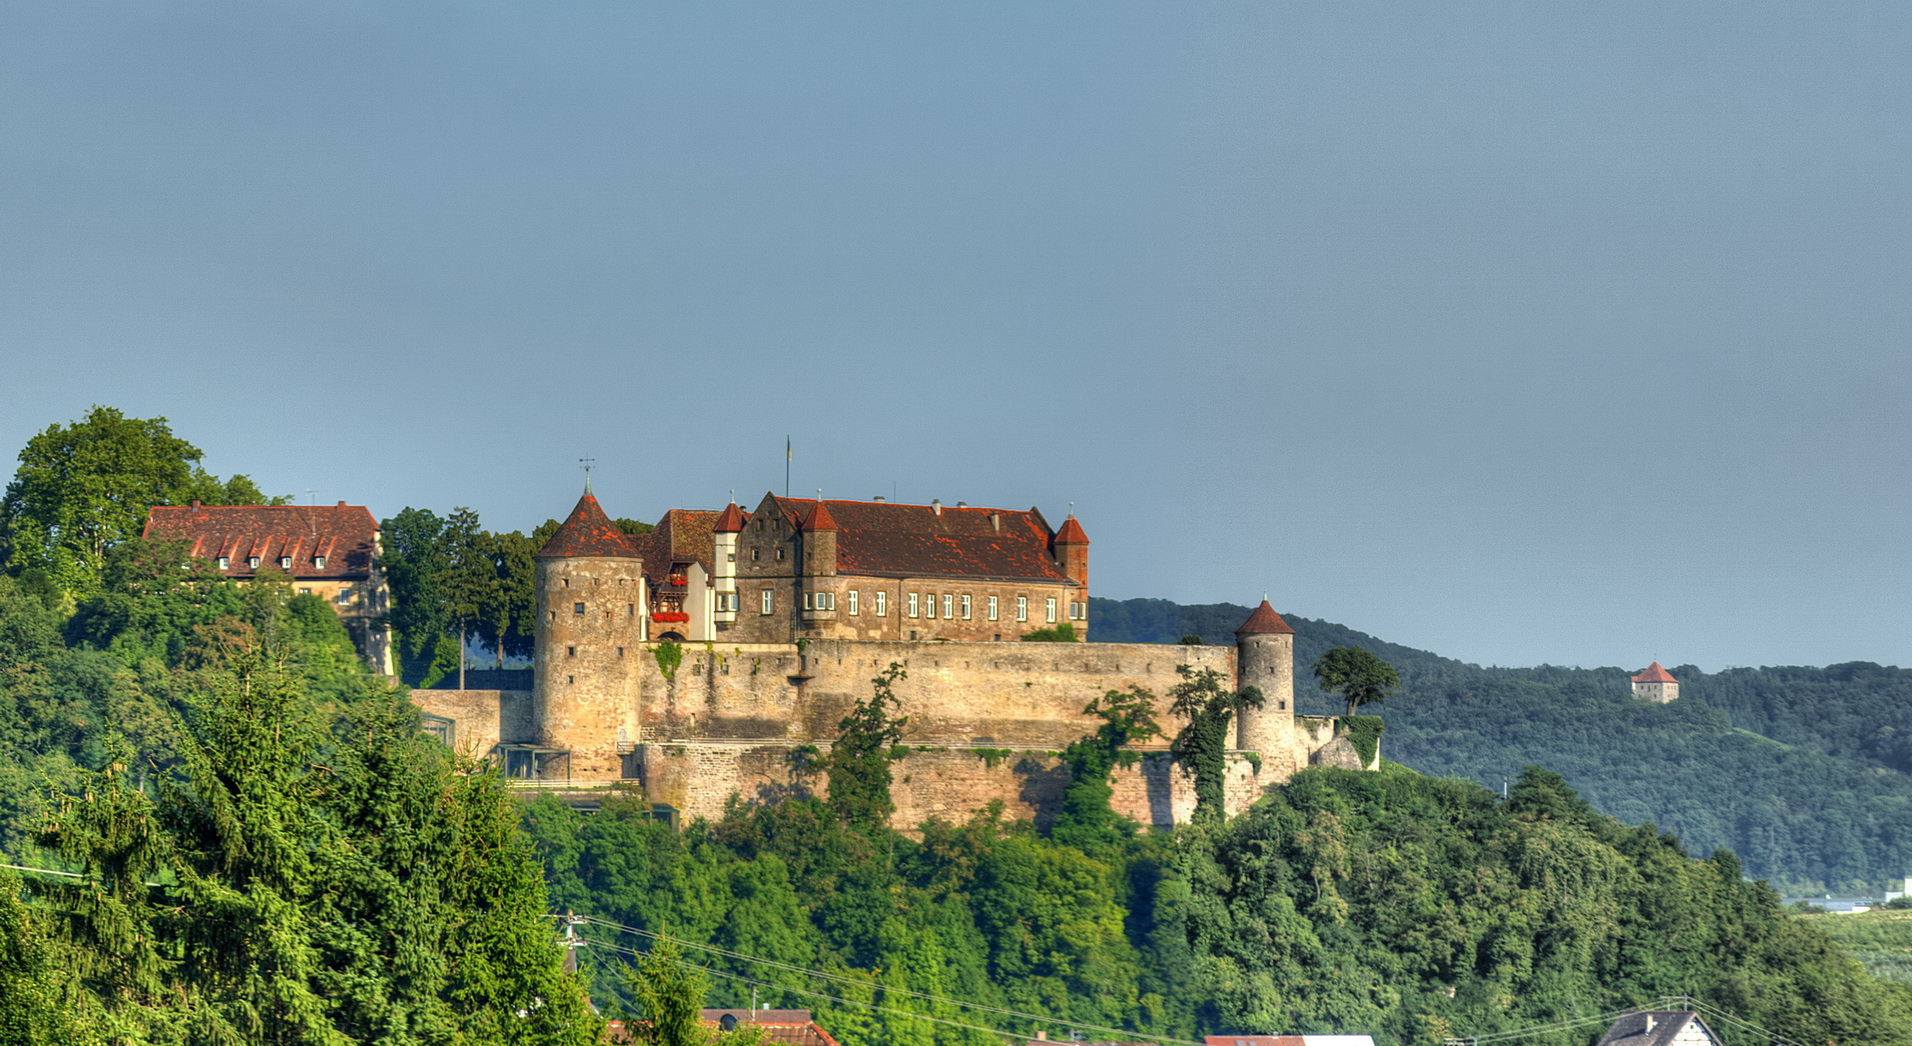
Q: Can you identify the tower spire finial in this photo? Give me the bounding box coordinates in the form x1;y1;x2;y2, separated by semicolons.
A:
579;456;596;494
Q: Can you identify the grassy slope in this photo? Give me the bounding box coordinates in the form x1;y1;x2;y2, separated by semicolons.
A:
1803;910;1912;986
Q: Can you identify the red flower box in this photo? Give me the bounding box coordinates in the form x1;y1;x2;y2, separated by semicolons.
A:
653;611;690;623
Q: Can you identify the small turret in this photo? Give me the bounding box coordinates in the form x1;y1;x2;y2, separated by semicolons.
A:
1052;514;1089;587
1234;599;1296;758
711;500;745;625
800;500;838;577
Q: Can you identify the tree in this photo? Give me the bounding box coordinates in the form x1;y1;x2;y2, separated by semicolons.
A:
1054;685;1160;855
1;406;274;599
821;663;910;829
1167;666;1263;823
1311;646;1399;717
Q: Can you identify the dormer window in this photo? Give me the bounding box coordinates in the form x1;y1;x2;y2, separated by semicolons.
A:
217;556;230;570
314;556;326;569
248;557;260;569
279;556;292;569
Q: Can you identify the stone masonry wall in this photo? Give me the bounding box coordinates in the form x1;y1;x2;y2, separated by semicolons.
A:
411;689;534;759
632;740;1270;828
631;639;1236;756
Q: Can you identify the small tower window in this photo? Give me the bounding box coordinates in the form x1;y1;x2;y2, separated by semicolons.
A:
617;646;625;657
567;646;576;657
574;602;585;615
775;548;784;562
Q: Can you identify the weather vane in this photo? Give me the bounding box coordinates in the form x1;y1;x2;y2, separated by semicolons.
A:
579;456;596;494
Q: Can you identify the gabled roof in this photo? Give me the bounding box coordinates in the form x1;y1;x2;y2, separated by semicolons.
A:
1235;599;1296;636
629;508;721;590
764;495;1076;585
1632;661;1678;684
1593;1011;1716;1046
141;502;377;580
537;493;642;558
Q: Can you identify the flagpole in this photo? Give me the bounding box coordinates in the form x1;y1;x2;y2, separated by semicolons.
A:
785;437;791;498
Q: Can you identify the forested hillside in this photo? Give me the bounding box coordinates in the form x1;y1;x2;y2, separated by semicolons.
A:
1092;596;1912;892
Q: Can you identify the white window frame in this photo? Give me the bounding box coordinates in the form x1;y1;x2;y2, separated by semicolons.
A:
279;556;292;569
1016;596;1028;622
217;556;229;570
313;556;326;569
248;557;260;568
987;595;999;621
961;594;972;620
802;593;812;610
907;593;919;618
942;593;954;619
848;590;859;615
875;591;887;617
1046;597;1058;623
761;589;774;615
925;593;935;620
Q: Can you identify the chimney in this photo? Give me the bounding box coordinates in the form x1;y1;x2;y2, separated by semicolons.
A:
190;500;202;508
932;499;942;516
872;495;886;502
1644;1016;1656;1034
990;512;1000;531
956;501;966;507
337;500;347;508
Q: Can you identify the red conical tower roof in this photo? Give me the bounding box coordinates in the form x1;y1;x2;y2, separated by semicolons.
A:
713;501;746;533
537;493;642;558
1054;515;1089;545
802;500;838;532
1235;599;1295;636
1632;661;1677;683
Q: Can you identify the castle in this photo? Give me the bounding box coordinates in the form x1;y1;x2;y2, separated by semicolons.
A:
414;488;1371;827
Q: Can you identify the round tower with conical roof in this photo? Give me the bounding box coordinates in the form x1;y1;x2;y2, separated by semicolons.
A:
1235;599;1296;760
532;489;647;780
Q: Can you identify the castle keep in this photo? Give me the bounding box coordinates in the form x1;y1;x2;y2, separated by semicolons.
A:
415;489;1368;827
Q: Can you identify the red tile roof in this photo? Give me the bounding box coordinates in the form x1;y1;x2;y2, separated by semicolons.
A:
537;494;642;558
802;500;838;532
1235;599;1296;636
713;502;746;533
142;502;377;580
767;496;1075;584
1054;515;1089;544
1632;661;1677;683
629;508;721;591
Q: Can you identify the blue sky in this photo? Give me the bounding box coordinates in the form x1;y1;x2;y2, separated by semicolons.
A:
3;2;1906;671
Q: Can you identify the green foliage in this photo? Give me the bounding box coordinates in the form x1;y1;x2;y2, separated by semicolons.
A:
0;871;93;1045
1054;686;1160;857
1312;645;1400;717
1167;666;1262;823
1018;623;1078;642
654;641;684;681
1091;596;1912;893
820;663;910;829
1804;908;1912;986
1;406;275;600
1338;715;1384;767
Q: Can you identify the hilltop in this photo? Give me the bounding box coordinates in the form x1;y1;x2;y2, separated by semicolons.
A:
1091;596;1912;893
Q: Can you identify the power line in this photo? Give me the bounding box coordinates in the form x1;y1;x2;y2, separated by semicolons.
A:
578;917;1205;1046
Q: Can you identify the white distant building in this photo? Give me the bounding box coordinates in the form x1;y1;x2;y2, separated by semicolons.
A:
1631;661;1679;703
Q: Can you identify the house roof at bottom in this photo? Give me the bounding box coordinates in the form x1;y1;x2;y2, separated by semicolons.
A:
767;496;1075;584
1593;1011;1717;1046
141;503;377;580
1632;661;1678;683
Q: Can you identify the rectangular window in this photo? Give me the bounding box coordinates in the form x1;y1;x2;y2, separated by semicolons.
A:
248;557;260;568
961;594;972;619
617;647;625;657
567;646;576;657
907;593;919;618
848;590;859;615
313;556;326;569
299;587;312;596
761;589;774;615
338;589;352;604
217;556;229;569
817;592;835;610
987;595;999;620
1016;596;1028;622
628;603;636;615
279;556;292;569
924;593;935;619
875;591;887;616
802;593;812;610
574;602;585;615
942;594;954;619
1046;597;1058;623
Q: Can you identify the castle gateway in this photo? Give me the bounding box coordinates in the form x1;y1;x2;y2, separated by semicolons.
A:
414;489;1368;828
